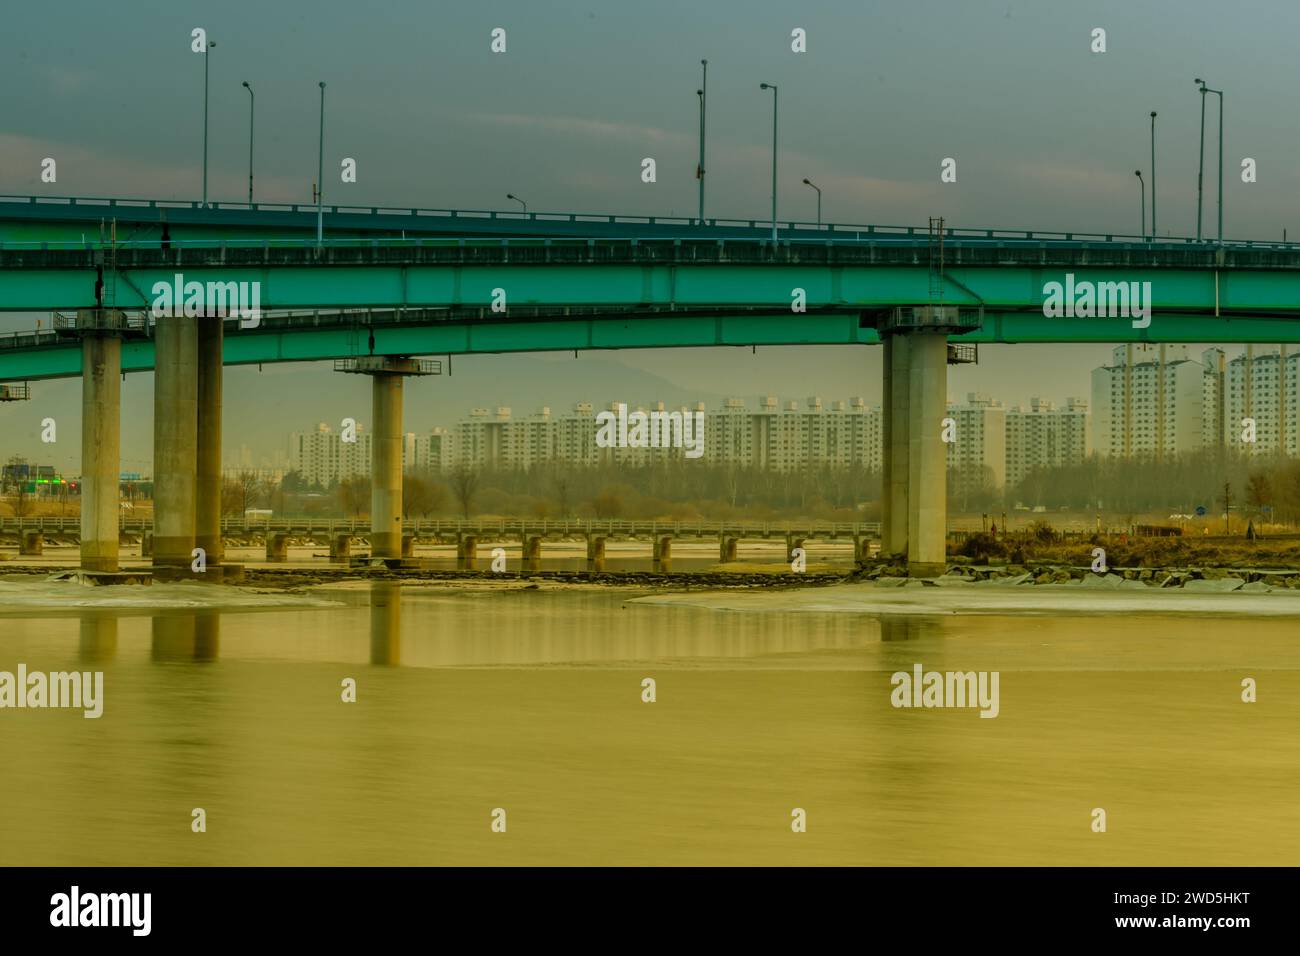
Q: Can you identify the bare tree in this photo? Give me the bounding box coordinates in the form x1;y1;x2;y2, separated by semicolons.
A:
592;487;624;519
337;476;372;519
551;471;572;518
403;471;447;518
449;466;479;519
11;482;32;518
1246;472;1271;522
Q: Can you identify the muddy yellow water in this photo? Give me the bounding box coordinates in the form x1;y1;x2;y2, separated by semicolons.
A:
1;583;1297;865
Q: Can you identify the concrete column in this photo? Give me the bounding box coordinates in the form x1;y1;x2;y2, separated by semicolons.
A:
195;317;224;564
586;535;606;570
880;335;893;553
886;334;911;557
80;333;121;572
330;533;352;563
523;534;542;570
265;532;288;562
906;333;949;577
371;373;404;559
153;314;198;566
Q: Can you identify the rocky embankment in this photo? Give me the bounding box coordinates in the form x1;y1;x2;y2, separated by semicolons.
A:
862;557;1297;592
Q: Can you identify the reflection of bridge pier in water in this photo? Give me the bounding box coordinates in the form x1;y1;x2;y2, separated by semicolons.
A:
151;613;220;662
369;582;402;666
78;614;119;663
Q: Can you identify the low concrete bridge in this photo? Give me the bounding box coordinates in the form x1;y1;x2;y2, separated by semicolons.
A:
1;516;880;570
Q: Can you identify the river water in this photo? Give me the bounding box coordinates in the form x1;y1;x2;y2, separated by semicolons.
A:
1;579;1296;866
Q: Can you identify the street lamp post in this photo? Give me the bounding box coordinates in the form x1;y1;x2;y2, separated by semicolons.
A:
1149;111;1157;239
242;81;255;204
1195;80;1207;240
802;177;821;226
506;193;527;214
202;40;216;206
697;59;707;225
759;82;778;243
316;81;325;248
1195;78;1224;243
1135;170;1145;239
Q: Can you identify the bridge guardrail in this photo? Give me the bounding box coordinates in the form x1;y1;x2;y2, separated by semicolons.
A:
0;515;882;537
2;193;1294;249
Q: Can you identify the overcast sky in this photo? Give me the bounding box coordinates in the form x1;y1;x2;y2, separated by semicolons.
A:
2;0;1295;467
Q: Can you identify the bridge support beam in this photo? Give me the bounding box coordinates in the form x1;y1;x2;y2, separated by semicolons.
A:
457;534;478;569
335;357;435;561
152;314;198;567
652;535;672;569
719;535;738;563
265;532;288;562
371;372;404;559
879;305;974;578
195;317;224;566
522;534;542;571
882;334;911;558
401;534;416;558
905;332;950;577
330;533;352;564
586;535;606;571
20;530;42;556
79;331;120;572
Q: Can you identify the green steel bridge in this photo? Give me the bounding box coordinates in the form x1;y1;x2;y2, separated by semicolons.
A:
3;194;1299;578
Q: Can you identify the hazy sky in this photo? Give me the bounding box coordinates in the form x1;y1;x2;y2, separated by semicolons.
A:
2;0;1295;467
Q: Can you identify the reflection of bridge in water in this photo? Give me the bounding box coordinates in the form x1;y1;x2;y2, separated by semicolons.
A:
67;582;933;669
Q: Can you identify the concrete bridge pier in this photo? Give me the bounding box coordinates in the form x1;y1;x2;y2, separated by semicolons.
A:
877;306;974;578
652;535;672;570
719;535;738;563
457;534;478;569
330;533;352;564
265;532;289;562
786;535;805;562
906;332;950;577
881;334;912;559
20;530;42;556
522;534;542;571
195;317;225;568
152;314;198;569
401;534;416;558
336;357;436;561
79;325;121;572
371;372;404;560
585;535;606;571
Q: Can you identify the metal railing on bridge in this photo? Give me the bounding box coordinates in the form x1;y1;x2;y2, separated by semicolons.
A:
3;192;1298;250
0;515;881;538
